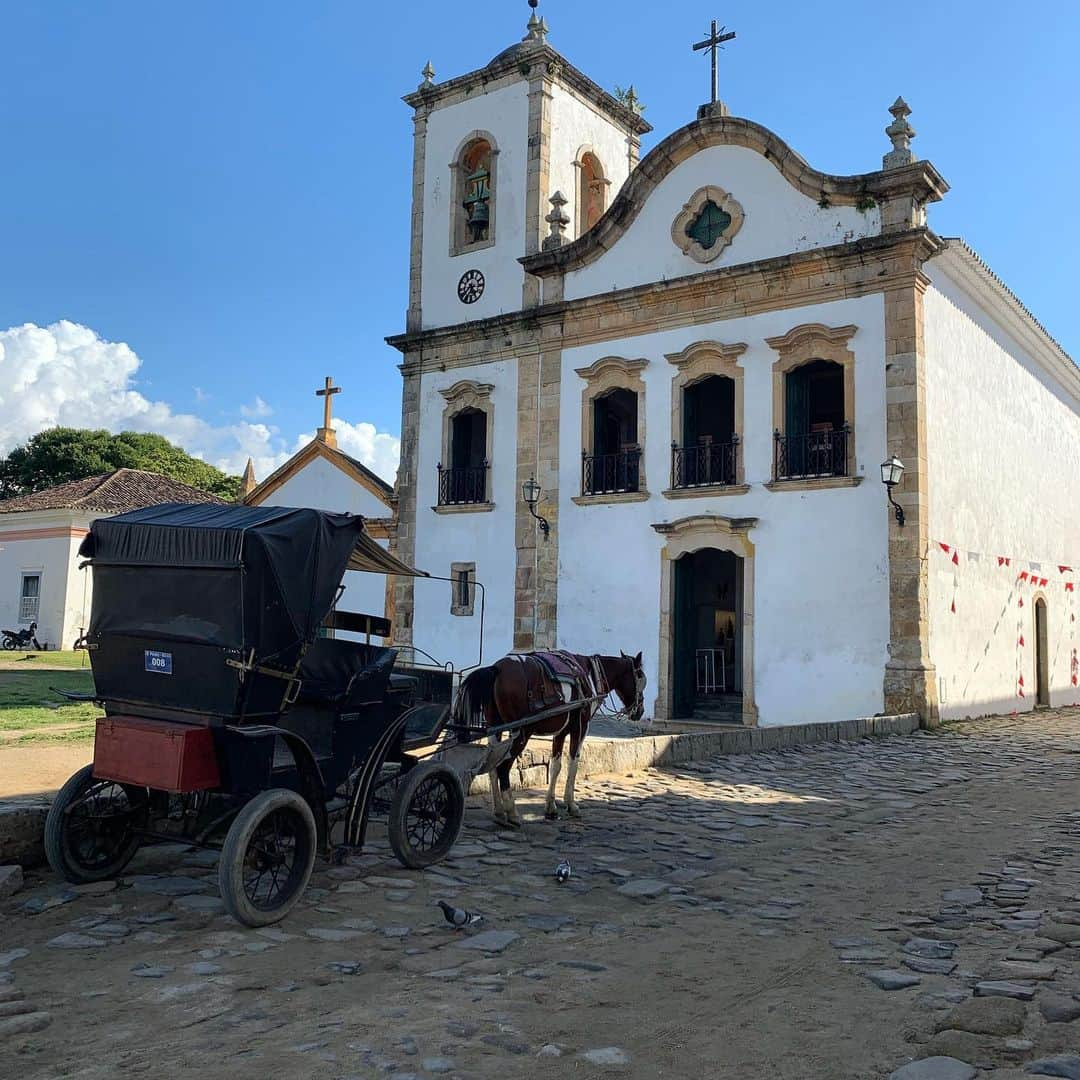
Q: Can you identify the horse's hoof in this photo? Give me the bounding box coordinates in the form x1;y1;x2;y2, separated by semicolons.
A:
495;816;522;831
567;805;582;820
543;809;559;821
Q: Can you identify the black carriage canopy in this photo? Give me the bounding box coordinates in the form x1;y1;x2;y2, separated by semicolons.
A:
79;503;424;669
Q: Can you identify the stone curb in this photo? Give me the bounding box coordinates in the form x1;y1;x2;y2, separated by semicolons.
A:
0;712;920;867
498;711;921;792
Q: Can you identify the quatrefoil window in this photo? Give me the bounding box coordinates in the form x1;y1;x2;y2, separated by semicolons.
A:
686;200;732;250
671;185;745;264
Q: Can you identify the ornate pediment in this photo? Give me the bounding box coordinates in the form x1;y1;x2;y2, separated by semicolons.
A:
439;380;494;412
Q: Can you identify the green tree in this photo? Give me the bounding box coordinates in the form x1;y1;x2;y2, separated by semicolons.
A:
0;428;241;500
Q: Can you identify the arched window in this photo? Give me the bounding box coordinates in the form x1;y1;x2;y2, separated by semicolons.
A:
451;135;497;254
766;323;857;484
436;380;494;509
578;152;607;234
574;356;648;501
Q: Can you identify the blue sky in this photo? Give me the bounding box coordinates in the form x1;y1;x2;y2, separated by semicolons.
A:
0;0;1075;478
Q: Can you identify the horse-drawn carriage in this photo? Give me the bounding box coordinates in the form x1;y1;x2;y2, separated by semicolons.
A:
44;504;509;926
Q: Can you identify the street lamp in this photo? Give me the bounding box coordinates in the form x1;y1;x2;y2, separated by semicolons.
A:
880;456;906;526
521;476;550;538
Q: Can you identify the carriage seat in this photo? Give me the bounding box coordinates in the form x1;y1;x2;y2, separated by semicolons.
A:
296;638;397;709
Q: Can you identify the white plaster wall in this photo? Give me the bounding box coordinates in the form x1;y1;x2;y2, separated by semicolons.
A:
420;82;530;329
0;519;78;649
564;145;881;302
265;457;393;636
411;359;519;670
62;530;92;648
556;294;891;726
924;260;1080;718
548;83;634;241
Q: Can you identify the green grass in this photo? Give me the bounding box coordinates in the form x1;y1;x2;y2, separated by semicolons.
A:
0;667;100;741
0;649;92;671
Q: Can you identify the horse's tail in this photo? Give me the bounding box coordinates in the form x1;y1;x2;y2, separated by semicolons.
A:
452;664;498;731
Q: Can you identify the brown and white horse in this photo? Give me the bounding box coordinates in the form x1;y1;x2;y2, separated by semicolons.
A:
451;651;646;826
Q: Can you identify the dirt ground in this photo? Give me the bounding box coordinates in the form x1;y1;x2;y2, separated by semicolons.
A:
5;710;1080;1079
0;744;91;797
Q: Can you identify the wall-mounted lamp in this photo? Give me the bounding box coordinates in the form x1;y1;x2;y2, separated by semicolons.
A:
880;455;906;526
521;476;550;538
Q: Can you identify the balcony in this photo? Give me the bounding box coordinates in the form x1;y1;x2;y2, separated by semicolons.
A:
436;462;488;506
671;437;738;489
773;425;851;481
581;448;641;497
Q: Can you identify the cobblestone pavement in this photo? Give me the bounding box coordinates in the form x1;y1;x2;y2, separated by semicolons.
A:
6;710;1080;1079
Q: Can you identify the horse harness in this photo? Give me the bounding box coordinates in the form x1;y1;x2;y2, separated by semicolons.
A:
507;650;608;733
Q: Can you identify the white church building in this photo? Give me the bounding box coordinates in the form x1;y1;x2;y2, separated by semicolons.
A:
385;11;1080;728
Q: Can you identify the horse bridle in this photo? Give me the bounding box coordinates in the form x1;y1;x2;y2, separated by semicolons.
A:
589;654;645;723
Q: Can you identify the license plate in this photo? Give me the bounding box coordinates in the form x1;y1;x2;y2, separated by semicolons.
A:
144;650;173;675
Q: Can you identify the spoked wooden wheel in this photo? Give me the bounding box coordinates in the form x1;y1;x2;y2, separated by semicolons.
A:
388;763;465;869
219;789;317;927
45;764;147;883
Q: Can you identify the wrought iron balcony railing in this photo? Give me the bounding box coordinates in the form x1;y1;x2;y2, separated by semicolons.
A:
773;425;851;481
581;448;641;496
671;437;738;488
436;462;489;505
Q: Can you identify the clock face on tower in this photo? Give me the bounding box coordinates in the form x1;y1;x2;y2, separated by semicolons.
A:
457;269;485;305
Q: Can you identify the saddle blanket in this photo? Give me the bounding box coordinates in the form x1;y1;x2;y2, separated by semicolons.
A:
507;650;595;713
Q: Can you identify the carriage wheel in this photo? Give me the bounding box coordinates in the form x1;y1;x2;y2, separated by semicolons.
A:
388;763;465;869
44;764;147;883
218;789;317;928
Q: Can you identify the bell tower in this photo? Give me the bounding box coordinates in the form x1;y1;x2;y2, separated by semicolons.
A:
401;4;651;333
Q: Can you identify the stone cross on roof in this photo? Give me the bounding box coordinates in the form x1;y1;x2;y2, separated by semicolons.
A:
692;18;736;117
316;376;341;448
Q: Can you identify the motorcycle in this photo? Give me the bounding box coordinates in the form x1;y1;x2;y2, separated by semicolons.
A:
2;622;41;651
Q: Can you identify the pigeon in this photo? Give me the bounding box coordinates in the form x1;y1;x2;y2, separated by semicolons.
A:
437;900;482;928
555;859;571;884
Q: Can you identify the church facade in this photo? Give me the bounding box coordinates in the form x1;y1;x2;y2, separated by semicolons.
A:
386;14;1080;728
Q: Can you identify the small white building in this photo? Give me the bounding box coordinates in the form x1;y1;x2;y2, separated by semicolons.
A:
385;13;1080;728
243;386;398;638
0;469;224;650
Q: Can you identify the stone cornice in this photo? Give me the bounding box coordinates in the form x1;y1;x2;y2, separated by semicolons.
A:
520;115;948;279
403;41;651;137
388;228;944;372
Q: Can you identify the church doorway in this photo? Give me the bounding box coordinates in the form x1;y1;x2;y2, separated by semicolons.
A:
1035;597;1050;707
672;548;743;721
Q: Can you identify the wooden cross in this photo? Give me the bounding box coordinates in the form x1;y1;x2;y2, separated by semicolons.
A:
316;376;341;430
692;19;736;106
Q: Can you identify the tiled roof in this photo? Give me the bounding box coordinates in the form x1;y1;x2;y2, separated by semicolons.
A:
0;469;228;514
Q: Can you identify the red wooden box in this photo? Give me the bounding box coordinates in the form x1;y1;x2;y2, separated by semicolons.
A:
93;715;221;792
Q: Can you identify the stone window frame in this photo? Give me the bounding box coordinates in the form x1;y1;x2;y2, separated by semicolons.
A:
651;513;758;725
449;130;500;258
450;561;477;617
572;356;649;505
671;185;745;264
435;379;495;514
764;323;859;490
664;340;750;498
573;144;611;237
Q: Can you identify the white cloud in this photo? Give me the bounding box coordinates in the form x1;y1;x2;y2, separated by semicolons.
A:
193;386;210;403
0;321;401;484
239;395;272;419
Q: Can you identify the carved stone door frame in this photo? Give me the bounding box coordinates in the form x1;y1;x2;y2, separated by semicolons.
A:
652;513;758;726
